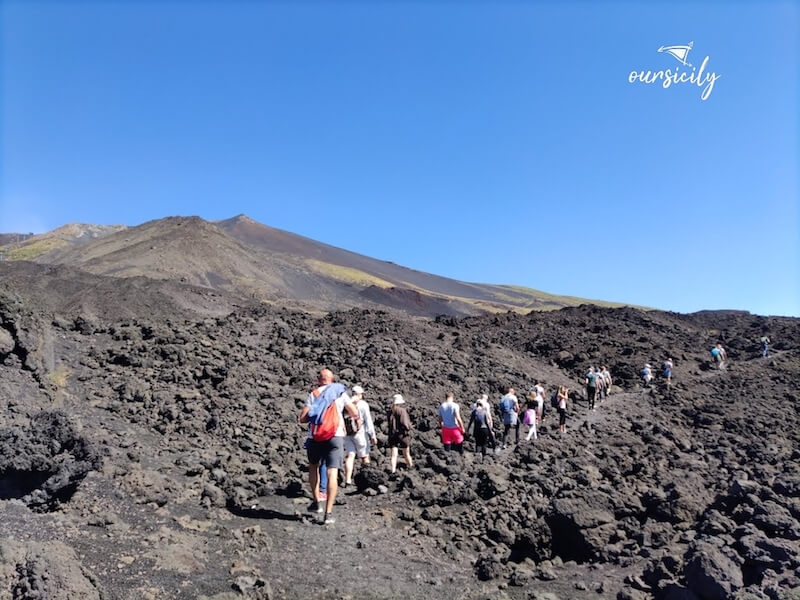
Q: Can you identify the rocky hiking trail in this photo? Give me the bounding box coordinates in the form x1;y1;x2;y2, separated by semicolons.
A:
1;286;799;599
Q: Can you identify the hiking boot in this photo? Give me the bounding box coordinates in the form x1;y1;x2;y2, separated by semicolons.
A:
323;513;336;526
307;501;323;514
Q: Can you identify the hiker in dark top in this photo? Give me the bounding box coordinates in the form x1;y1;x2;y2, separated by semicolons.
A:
466;400;492;461
387;394;413;474
585;367;599;410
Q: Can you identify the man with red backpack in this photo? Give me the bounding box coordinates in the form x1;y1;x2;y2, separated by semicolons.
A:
299;368;360;525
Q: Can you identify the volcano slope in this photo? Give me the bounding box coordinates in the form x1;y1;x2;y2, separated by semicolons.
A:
0;278;799;600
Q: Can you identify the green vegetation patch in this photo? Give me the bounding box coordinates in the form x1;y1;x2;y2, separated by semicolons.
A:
305;259;393;288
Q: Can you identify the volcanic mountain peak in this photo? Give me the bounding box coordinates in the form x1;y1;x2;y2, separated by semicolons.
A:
4;214;642;316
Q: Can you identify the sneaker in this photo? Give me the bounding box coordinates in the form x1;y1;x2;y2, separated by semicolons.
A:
319;491;328;501
323;513;336;525
307;501;323;514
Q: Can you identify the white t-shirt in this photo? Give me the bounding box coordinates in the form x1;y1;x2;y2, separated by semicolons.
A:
355;399;375;439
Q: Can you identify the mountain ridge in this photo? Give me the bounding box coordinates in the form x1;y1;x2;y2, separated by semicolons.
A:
1;214;642;316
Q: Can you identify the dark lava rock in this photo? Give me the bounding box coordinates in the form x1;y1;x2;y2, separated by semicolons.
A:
0;411;100;511
684;540;744;599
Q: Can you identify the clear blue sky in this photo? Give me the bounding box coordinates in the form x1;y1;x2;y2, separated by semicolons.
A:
1;1;798;316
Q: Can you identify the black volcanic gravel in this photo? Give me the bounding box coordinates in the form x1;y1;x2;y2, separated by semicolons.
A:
1;279;799;599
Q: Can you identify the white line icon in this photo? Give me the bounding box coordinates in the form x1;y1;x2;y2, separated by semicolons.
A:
658;41;694;67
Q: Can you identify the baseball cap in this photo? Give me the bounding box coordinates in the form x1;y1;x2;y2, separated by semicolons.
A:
352;385;364;395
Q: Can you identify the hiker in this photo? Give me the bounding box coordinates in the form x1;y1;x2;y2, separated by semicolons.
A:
473;394;498;450
711;343;727;370
387;394;413;473
663;358;674;385
466;399;492;461
642;364;653;386
523;397;538;441
498;387;520;448
529;381;546;423
557;385;569;433
760;336;770;358
343;385;377;488
585;367;599;410
600;366;612;398
299;368;360;525
438;393;466;453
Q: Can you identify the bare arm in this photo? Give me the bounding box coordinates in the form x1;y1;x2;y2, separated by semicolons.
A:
299;405;310;424
363;404;376;441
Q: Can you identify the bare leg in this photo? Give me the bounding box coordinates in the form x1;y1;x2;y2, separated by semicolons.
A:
403;447;413;468
325;467;338;514
308;464;320;501
390;447;398;473
344;452;355;484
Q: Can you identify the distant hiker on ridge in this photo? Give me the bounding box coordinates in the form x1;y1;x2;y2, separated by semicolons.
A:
299;368;360;525
760;335;770;358
711;343;727;370
663;358;674;386
642;364;653;386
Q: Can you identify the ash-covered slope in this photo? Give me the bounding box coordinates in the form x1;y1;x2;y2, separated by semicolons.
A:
0;261;252;323
7;214;639;316
0;287;798;599
0;223;126;261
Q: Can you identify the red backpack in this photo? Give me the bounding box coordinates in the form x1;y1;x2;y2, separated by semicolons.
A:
309;387;341;442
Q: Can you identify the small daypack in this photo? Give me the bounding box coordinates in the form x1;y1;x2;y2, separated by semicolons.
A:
550;392;558;408
308;383;345;442
311;402;339;441
343;408;361;437
523;408;536;426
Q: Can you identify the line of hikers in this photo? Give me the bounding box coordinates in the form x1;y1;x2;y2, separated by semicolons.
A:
300;335;774;524
299;368;607;524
